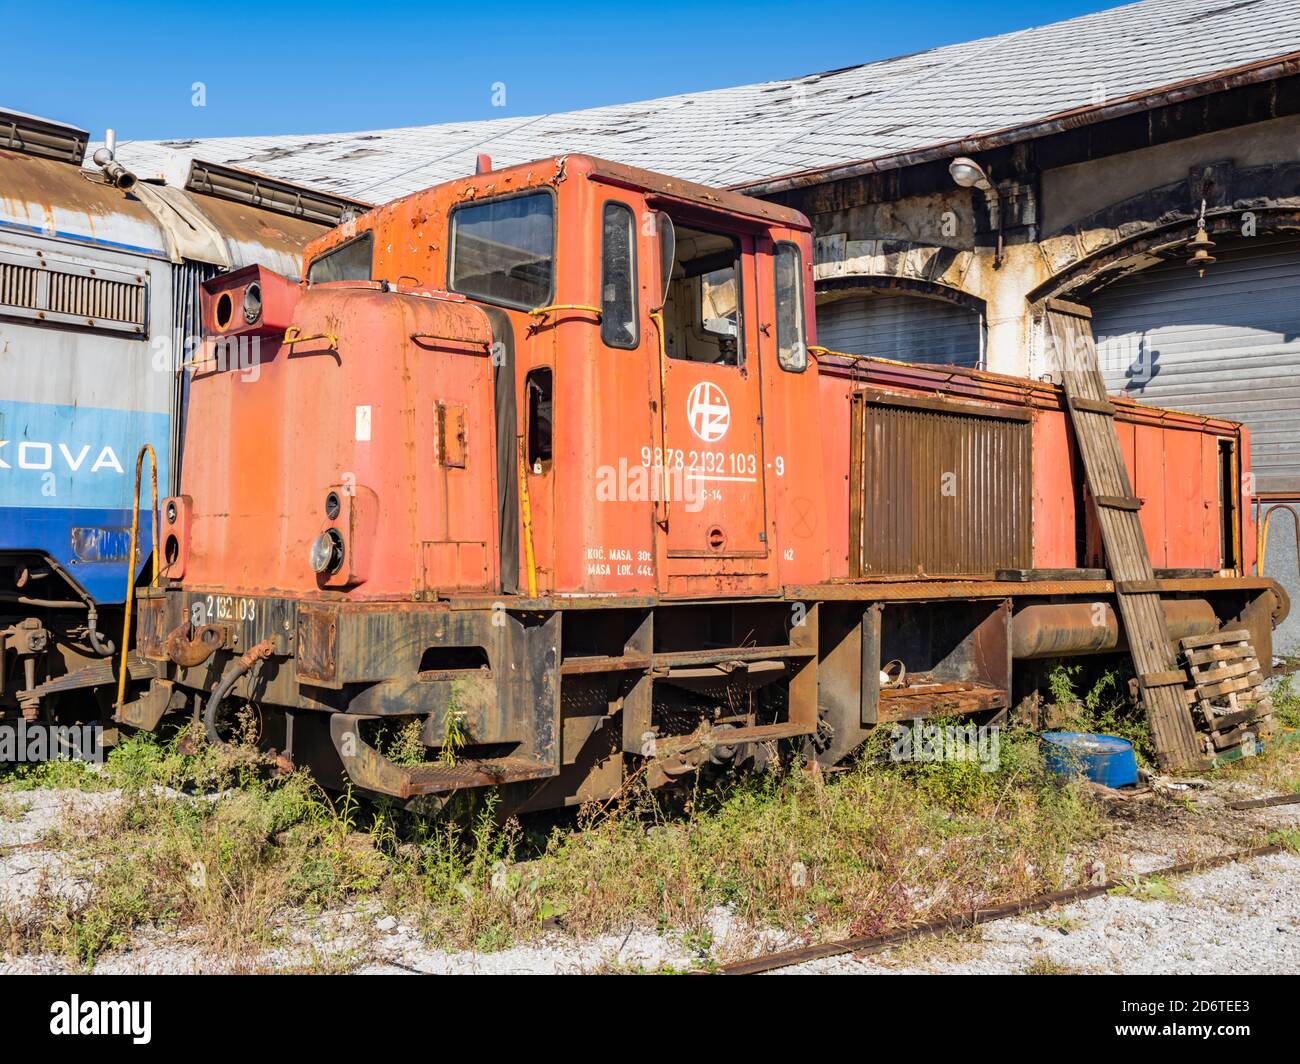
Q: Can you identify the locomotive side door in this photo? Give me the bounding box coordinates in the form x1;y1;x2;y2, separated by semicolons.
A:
654;216;768;580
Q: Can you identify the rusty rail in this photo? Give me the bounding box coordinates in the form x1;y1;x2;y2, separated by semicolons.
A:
717;842;1287;975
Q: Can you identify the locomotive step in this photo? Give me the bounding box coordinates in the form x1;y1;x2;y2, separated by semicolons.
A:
652;720;815;758
327;713;553;799
559;643;816;675
21;656;158;700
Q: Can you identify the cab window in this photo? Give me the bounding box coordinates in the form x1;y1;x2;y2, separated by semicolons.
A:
307;232;373;284
600;202;638;349
775;242;807;371
449;192;554;309
661;224;742;366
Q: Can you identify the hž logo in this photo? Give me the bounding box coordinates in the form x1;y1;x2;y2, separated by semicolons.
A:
686;381;730;443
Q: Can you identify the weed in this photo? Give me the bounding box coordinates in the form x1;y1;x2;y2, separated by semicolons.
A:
2;722;1111;966
1023;957;1077;975
0;793;29;821
440;708;467;766
1111;874;1178;902
1272;676;1300;730
1044;660;1156;767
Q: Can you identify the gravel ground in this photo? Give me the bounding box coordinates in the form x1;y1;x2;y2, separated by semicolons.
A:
2;774;1298;975
780;848;1300;975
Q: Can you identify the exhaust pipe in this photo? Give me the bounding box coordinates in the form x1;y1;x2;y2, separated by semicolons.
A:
91;128;137;192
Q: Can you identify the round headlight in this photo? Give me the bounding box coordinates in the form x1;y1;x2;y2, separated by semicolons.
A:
309;529;345;575
242;282;263;325
165;500;178;524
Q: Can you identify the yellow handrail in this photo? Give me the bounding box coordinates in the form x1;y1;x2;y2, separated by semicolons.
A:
528;303;602;322
282;326;338;348
1257;501;1299;579
116;444;159;710
517;437;539;598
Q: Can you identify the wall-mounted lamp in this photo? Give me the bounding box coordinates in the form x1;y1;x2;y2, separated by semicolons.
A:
1186;198;1217;279
948;156;990;191
949;156;1003;269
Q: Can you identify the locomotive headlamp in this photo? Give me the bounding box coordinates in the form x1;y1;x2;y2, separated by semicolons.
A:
165;500;178;524
309;528;345;575
242;282;263;325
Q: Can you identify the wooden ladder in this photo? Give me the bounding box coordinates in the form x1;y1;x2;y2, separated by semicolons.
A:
1042;299;1202;770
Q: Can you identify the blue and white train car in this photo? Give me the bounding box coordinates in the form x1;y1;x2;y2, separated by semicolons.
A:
0;109;366;718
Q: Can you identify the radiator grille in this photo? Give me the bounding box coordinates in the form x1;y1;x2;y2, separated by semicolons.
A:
0;260;40;309
47;270;146;324
0;247;147;334
850;390;1032;577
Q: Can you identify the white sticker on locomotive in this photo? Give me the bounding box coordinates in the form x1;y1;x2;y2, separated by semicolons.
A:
585;545;653;578
686;382;730;443
202;595;258;622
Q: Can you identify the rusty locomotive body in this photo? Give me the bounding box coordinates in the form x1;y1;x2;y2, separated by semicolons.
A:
119;155;1286;809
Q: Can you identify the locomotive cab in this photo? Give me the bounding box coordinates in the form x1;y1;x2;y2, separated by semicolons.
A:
182;155;828;604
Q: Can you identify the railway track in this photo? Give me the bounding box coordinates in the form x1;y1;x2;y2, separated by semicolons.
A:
719;840;1290;975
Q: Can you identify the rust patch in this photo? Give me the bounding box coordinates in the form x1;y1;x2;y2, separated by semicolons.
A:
296;603;339;685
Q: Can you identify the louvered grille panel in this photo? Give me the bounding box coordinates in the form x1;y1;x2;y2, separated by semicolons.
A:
47;271;145;325
0;260;40;310
0;246;146;334
850;393;1032;577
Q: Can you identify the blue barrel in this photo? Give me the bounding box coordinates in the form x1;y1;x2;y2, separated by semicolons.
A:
1042;732;1139;788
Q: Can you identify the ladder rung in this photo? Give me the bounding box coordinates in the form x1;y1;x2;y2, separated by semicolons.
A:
1138;669;1188;690
1094;494;1143;511
1069;396;1117;415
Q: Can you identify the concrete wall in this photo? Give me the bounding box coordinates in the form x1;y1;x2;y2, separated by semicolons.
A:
798;112;1300;379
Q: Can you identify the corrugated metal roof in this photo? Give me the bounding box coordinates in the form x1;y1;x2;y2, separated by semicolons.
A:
101;0;1300;201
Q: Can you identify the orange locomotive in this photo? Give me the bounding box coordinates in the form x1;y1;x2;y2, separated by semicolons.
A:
126;155;1287;808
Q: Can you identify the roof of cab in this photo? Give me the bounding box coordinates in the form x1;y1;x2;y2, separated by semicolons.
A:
303;153;810;267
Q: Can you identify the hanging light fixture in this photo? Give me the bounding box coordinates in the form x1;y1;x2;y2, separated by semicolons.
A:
1186;198;1217;278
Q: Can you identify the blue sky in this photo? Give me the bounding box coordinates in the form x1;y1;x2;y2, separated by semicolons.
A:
3;0;1127;141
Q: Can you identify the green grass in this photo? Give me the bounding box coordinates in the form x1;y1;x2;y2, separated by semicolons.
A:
2;729;386;969
1;721;1111;968
1272;676;1300;730
1110;874;1180;902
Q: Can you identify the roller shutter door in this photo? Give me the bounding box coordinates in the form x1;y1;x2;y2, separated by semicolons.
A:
815;292;982;367
1091;239;1300;495
1091;238;1300;654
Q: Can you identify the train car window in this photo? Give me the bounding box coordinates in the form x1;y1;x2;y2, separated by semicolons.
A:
600;202;638;349
525;367;553;472
306;232;373;284
661;225;742;366
449;192;555;310
775;242;807;372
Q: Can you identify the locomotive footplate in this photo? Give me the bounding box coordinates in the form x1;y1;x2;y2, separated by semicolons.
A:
136;588;563;797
